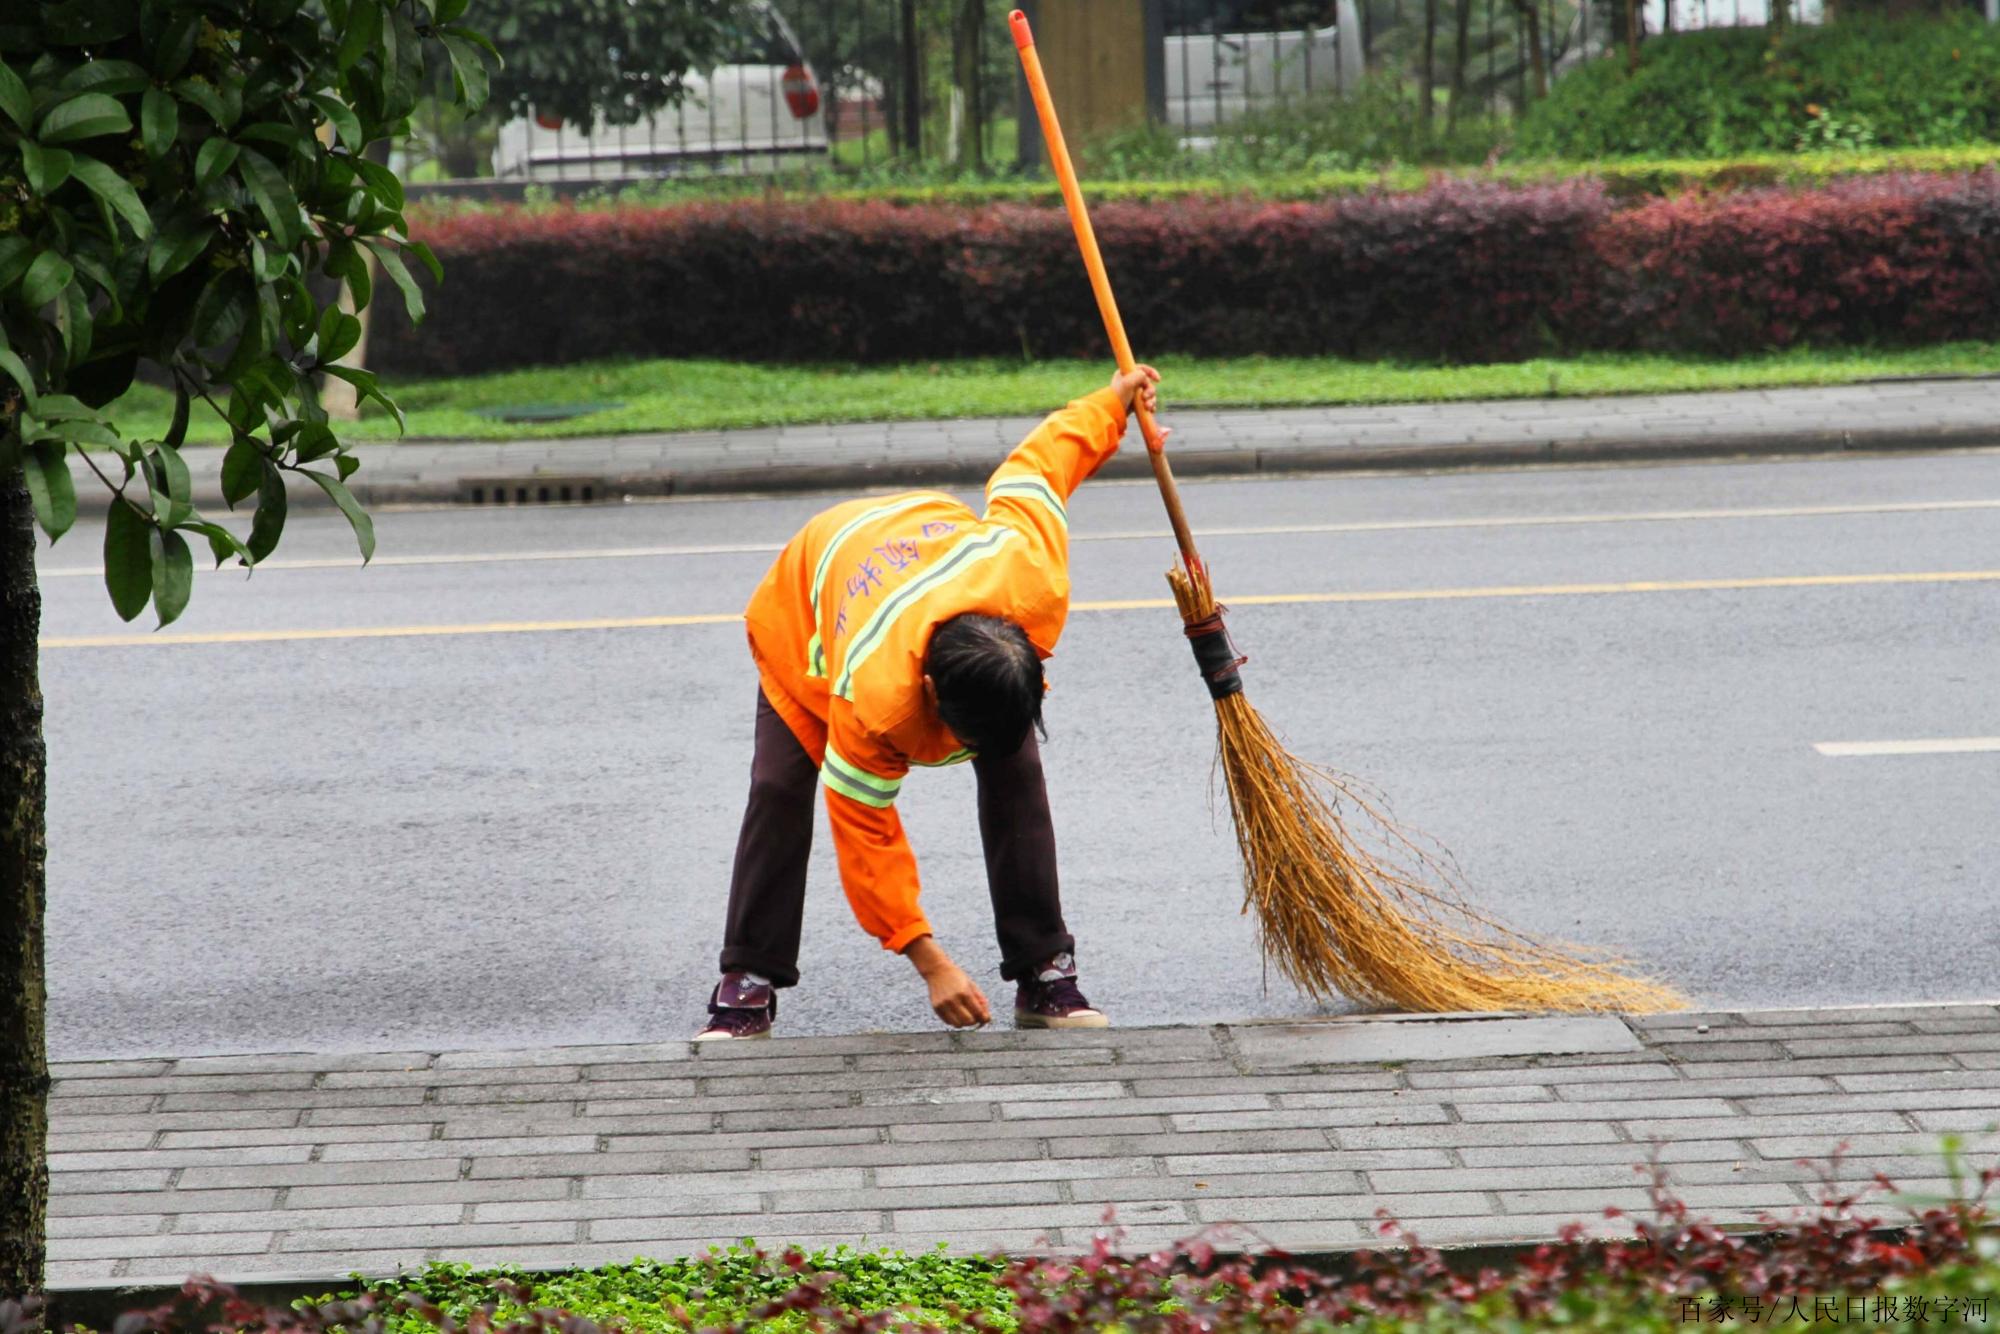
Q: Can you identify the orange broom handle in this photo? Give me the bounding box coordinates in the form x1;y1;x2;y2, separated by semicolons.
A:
1009;9;1203;574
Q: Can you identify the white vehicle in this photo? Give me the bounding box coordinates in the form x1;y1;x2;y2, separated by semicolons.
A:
1164;3;1358;131
493;2;828;179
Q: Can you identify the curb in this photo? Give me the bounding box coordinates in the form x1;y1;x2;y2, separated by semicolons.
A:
66;421;2000;517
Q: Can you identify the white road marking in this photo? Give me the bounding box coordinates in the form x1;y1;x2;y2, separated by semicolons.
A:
35;498;2000;580
1813;737;2000;757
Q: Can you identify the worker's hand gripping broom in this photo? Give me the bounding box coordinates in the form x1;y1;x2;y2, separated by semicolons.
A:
1009;11;1682;1013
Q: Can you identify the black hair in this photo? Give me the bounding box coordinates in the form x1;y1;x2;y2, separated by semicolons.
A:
925;613;1045;757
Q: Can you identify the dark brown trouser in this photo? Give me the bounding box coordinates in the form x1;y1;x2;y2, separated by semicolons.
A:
719;690;1073;987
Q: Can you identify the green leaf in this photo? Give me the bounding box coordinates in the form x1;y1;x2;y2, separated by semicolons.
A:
303;469;375;562
140;87;178;158
28;394;96;421
237;148;303;250
23;442;77;541
335;453;360;481
59;282;94;366
0;349;38;411
42;0;137;44
317;306;362;363
103;499;153;622
403;238;443;284
172;77;232;129
148;444;194;526
22;250;75;309
365;240;424;323
352;157;404;212
192;271;252;348
436;0;471;21
21;142;75;195
147;220;211;283
238;121;309;157
0;237;31;289
323;363;402;430
163;386;191;449
335;0;381;71
149;526;194;626
154;12;201;79
59;61;151;97
327;237;371;312
220;437;263;508
70;156;154;239
291;421;338;462
193;137;239;189
246;461;288;562
38;92;133;145
187;520;253;570
307;93;362;151
442;34;491;112
0;58;29;131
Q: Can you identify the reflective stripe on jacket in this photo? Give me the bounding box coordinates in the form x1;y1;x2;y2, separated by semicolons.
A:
742;387;1129;952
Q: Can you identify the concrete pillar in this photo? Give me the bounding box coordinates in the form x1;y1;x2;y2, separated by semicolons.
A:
1337;0;1366;95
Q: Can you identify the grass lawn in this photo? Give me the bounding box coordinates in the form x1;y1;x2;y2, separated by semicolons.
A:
102;343;2000;446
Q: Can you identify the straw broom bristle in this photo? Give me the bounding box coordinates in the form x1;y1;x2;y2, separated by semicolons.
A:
1167;561;1685;1015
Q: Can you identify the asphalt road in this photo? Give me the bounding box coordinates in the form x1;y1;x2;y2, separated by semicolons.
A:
35;449;2000;1059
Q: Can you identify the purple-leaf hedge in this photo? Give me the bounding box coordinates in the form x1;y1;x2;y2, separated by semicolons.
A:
369;172;2000;374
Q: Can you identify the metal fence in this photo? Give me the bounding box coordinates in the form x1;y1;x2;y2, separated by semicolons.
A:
399;0;1843;188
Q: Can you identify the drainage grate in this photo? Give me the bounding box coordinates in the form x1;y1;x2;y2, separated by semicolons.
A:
459;475;607;506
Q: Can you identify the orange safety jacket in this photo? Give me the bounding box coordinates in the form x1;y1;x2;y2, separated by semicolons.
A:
742;387;1130;953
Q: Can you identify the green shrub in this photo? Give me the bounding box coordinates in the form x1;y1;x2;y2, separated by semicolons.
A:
1518;15;2000;158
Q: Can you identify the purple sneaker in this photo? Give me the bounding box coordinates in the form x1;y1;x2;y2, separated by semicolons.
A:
1014;953;1108;1029
695;972;776;1041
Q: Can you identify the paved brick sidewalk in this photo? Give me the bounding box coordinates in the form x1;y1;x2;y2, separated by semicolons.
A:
68;378;2000;514
43;1002;2000;1292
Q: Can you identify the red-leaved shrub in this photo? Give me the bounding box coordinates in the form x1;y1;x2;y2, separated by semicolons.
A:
360;171;2000;375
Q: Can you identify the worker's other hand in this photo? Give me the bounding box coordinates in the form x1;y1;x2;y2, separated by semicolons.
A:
1111;364;1160;416
905;936;991;1027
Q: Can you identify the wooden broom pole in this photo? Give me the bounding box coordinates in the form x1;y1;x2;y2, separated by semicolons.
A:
1008;10;1202;577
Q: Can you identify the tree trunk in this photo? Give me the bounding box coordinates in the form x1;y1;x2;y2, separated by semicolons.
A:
899;0;922;159
1513;0;1548;98
1625;0;1641;68
0;470;49;1299
953;0;984;172
1447;0;1473;129
1771;0;1791;28
1421;0;1440;138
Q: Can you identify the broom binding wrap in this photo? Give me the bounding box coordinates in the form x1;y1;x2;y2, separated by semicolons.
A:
1183;611;1247;700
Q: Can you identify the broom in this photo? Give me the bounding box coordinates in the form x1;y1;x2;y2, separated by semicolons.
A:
1009;11;1683;1014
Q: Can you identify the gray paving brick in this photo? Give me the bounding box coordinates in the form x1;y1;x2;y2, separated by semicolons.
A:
719;1102;992;1132
45;1259;125;1284
318;1135;600;1161
1457;1140;1750;1168
442;1112;703;1138
1198;1191;1489;1223
601;1127;886;1152
954;1027;1223;1057
54;1230;274;1260
159;1123;434;1149
1784;1033;2000;1058
875;1155;1159;1187
50;1145;313;1171
49;1188;276;1218
170;1051;430;1075
584;1166;866;1197
1404;1063;1674;1090
302;1105;449;1127
999;1093;1270;1119
1493;1182;1797;1214
54;1072;319;1097
1160;1148;1449;1176
280;1221;576;1253
590;1210;886;1243
1554;1076;1835;1101
1047;1130;1333;1158
1275;1084;1546;1108
321;1066;580;1089
652;1055;849;1079
691;1032;956;1060
43;1096;153;1115
765;1182;1067;1214
1673;1055;1951;1081
1170;1105;1452;1132
869;1080;1121;1106
48;1170;172;1193
176;1203;465;1233
466;1148;748;1178
436;1043;692;1070
177;1159;464;1190
1740;1089;2000;1116
698;1069;965;1096
1129;1072;1405;1098
47;1130;155;1152
1651;1041;1788;1062
888;1115;1165;1142
1735;1005;1997;1027
475;1192;767;1223
620;1090;856;1118
1625;1112;1916;1142
1457;1097;1735;1123
1834;1069;2000;1094
760;1138;1037;1169
1070;1169;1371;1201
50;1060;173;1078
890;1201;1187;1233
856;1047;1114;1073
48;1214;169;1239
284;1178;573;1209
1646;1023;1913;1044
1961;1053;2000;1070
1336;1121;1625;1150
159;1088;428;1111
1911;1109;2000;1132
51;1108;303;1133
1911;1016;2000;1034
441;1079;686;1105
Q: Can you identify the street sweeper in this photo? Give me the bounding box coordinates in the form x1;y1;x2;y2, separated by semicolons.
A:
694;365;1163;1041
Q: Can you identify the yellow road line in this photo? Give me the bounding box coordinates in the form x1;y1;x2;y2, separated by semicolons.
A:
41;569;2000;650
34;498;2000;580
